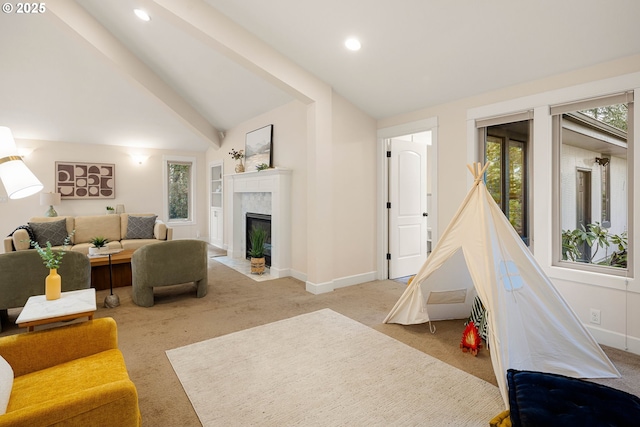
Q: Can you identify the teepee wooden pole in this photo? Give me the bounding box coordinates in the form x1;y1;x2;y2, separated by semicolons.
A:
479;161;491;177
468;162;491;185
466;163;476;178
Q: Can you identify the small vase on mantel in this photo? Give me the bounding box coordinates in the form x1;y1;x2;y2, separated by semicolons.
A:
46;269;61;300
235;160;245;173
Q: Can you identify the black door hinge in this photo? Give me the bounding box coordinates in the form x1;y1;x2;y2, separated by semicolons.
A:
387;151;391;158
386;253;391;260
386;202;391;209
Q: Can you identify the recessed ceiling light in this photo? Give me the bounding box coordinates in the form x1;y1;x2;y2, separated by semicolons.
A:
134;9;151;22
344;38;361;51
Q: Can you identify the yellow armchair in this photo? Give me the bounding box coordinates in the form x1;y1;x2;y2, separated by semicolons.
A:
0;318;141;427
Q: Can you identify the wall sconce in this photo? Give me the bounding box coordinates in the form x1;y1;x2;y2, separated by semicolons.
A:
595;157;610;167
40;192;61;217
0;126;43;199
131;154;149;165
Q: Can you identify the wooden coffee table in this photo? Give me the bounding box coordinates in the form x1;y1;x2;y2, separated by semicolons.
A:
89;249;135;290
16;288;97;332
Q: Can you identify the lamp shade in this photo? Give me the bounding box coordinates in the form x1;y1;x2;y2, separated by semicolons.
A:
0;127;43;199
40;192;61;206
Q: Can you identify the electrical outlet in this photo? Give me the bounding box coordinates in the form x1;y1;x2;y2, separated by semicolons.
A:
590;308;601;325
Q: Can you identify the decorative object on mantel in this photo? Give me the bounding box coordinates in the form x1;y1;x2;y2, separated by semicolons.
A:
116;204;125;214
56;161;115;199
89;236;109;255
229;148;245;173
245;124;273;172
106;206;115;215
256;163;269;171
248;226;267;275
31;233;74;300
40;191;61;217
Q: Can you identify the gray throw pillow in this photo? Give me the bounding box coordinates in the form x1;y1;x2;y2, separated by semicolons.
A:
126;215;157;239
28;219;68;247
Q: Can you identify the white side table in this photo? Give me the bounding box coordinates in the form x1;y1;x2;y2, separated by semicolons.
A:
16;288;97;332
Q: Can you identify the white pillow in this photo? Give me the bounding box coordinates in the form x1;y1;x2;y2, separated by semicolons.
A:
0;355;13;414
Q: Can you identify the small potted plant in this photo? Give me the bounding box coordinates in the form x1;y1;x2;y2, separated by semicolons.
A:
229;148;245;173
31;233;74;300
106;206;115;215
89;236;109;255
256;163;269;171
248;226;267;275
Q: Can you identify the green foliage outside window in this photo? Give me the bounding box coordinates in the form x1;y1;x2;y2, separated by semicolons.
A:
168;162;191;220
485;136;525;237
581;104;628;132
562;222;627;268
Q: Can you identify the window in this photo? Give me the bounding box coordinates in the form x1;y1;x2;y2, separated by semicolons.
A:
163;156;196;224
552;92;633;274
478;114;532;245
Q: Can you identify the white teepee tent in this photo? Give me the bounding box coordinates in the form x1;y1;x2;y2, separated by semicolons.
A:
384;163;620;407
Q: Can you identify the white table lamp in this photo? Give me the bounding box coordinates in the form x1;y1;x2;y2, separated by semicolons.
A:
0;126;43;199
41;192;62;217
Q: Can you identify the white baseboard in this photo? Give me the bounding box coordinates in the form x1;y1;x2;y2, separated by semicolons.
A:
587;325;640;356
289;269;307;283
305;271;377;295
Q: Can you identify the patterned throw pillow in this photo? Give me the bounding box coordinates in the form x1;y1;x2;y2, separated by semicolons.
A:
126;215;157;239
28;219;68;247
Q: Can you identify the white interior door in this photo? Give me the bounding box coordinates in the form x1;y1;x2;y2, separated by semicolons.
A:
389;138;428;279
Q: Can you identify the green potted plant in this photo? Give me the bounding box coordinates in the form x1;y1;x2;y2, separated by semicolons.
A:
106;206;115;215
31;233;73;300
89;236;109;255
248;226;267;275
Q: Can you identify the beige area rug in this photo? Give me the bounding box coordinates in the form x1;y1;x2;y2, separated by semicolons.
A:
166;309;504;426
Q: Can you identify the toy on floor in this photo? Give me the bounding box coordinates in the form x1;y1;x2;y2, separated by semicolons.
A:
460;321;482;356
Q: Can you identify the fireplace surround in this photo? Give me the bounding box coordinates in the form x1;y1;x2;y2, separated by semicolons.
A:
227;168;291;278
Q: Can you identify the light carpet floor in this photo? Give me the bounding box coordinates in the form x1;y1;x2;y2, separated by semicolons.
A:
166;308;504;426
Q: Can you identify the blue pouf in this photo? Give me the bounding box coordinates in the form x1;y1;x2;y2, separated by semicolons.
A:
507;369;640;427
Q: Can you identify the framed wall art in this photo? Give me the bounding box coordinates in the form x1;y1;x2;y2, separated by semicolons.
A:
56;161;115;199
245;124;273;172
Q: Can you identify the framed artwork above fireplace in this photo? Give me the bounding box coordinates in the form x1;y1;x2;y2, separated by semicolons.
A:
245;124;273;172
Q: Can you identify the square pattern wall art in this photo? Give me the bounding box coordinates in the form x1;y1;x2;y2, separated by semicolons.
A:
56;162;115;199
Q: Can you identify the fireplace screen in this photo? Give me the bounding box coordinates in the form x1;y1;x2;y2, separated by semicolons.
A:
246;213;272;266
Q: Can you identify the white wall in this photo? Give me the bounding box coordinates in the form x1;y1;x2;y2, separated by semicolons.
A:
1;139;208;251
331;92;378;284
379;54;640;354
205;94;378;288
206;100;309;277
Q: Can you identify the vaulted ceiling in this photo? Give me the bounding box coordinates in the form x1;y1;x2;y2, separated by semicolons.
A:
1;0;639;151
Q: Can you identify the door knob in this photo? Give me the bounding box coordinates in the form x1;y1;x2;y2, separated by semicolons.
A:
423;213;428;217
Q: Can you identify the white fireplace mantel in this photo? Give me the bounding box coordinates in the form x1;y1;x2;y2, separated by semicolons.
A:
226;168;292;278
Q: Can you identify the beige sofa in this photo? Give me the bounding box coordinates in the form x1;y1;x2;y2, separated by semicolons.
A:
4;213;173;254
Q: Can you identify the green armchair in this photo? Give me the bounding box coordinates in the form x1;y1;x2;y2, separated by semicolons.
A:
131;239;208;307
0;250;91;331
